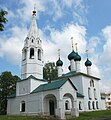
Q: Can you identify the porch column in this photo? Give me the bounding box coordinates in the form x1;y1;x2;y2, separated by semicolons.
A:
71;100;79;117
55;99;65;119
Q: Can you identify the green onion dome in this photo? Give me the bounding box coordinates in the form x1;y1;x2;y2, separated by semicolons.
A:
68;65;71;71
74;53;81;61
56;58;63;66
68;50;77;60
85;58;92;66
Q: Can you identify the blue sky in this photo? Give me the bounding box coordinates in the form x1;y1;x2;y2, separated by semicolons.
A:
0;0;111;93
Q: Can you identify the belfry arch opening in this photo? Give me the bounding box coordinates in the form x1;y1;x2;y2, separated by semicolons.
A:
30;48;34;59
38;49;41;60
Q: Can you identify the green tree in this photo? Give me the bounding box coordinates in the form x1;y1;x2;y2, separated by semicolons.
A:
43;62;58;82
0;72;20;114
0;9;8;31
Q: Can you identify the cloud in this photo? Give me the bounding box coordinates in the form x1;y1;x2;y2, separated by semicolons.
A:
0;26;27;64
101;26;111;65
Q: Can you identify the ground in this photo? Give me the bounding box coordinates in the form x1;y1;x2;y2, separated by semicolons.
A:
0;110;111;120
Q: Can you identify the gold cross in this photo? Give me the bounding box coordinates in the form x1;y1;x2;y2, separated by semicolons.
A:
32;3;36;16
71;37;74;51
86;49;88;58
58;49;60;58
75;43;78;52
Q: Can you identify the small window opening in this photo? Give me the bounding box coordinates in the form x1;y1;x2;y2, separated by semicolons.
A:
32;39;33;43
38;49;41;60
96;101;99;109
79;101;82;110
21;101;25;112
88;101;91;110
92;101;95;109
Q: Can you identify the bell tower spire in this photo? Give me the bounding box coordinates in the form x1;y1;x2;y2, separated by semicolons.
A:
21;6;43;79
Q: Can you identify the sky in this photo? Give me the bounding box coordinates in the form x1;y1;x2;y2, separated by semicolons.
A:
0;0;111;93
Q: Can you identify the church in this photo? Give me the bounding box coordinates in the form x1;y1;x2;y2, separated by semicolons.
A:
7;9;106;119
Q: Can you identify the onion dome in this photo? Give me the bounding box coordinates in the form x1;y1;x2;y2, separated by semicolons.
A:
68;50;77;60
56;58;63;66
68;65;71;71
85;58;92;66
74;52;81;61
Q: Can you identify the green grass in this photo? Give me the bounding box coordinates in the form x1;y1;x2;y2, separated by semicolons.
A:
0;110;111;120
69;110;111;120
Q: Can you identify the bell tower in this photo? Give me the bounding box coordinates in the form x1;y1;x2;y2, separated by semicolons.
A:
21;8;43;79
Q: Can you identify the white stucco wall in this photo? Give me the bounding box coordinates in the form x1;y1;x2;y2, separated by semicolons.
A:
16;78;47;96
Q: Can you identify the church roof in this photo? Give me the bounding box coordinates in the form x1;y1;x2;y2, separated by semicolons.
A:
62;71;100;80
31;78;77;94
17;75;47;82
77;92;84;98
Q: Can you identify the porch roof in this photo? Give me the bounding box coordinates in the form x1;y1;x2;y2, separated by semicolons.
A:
31;78;77;94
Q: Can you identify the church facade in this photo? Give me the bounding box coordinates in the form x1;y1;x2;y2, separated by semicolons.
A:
7;9;105;119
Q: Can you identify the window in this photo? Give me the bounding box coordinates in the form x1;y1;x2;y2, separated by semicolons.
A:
21;101;25;112
79;101;82;110
92;101;95;109
32;39;33;43
109;102;111;105
88;87;91;99
65;100;70;110
94;89;97;100
38;49;41;60
108;98;110;100
96;101;99;109
30;48;34;59
90;80;94;87
88;101;91;110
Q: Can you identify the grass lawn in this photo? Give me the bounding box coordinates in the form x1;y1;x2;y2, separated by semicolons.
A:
0;110;111;120
70;110;111;120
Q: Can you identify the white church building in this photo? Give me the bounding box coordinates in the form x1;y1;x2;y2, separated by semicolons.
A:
7;9;106;119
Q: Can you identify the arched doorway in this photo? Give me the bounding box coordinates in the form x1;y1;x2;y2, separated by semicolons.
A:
43;94;57;116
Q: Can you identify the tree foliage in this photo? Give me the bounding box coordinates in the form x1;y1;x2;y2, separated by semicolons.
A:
43;62;58;82
0;72;20;114
0;9;8;31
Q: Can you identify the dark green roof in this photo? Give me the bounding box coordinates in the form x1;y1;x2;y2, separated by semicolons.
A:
31;78;77;94
74;52;81;61
61;71;100;80
77;92;84;98
85;58;92;66
17;75;47;82
56;58;63;66
68;50;77;60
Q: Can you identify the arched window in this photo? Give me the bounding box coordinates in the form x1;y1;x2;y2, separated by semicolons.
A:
92;101;95;109
65;100;70;110
90;80;94;87
88;101;91;110
96;101;99;109
94;88;97;100
38;49;41;60
32;39;33;43
21;101;25;112
30;48;34;59
79;101;82;110
88;87;91;99
92;80;94;87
